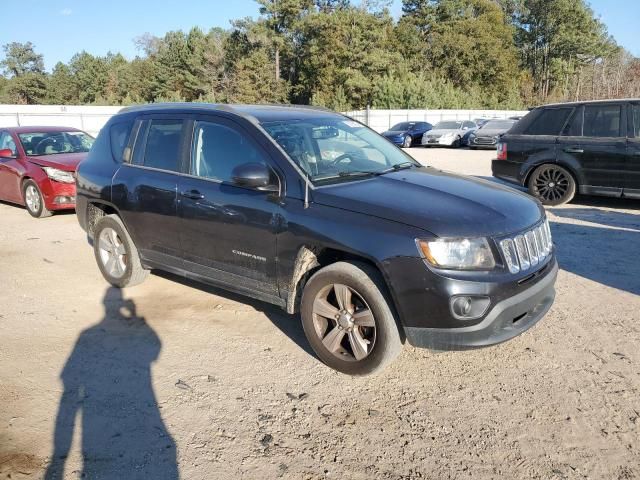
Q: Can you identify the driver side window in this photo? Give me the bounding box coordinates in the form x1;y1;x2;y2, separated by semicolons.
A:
191;121;269;182
0;132;17;157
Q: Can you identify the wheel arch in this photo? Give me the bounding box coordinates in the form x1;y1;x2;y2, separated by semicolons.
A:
285;245;405;341
85;201;122;238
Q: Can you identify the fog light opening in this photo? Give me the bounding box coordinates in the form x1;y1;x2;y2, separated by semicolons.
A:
450;295;491;320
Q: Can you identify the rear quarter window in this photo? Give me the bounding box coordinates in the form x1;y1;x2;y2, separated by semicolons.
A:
109;121;134;162
524;108;573;136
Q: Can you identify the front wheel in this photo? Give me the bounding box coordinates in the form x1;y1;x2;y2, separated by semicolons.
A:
402;135;412;148
23;180;52;218
93;215;149;288
528;164;576;206
452;137;461;148
300;262;402;376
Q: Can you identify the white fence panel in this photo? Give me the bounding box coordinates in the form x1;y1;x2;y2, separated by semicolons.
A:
0;105;530;136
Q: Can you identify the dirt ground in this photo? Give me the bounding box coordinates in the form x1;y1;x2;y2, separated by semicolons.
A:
1;148;639;479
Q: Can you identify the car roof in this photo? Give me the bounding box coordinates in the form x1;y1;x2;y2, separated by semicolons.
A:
3;126;83;134
540;98;640;108
118;102;343;123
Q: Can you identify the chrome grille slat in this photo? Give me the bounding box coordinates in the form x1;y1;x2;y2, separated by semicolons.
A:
499;220;553;274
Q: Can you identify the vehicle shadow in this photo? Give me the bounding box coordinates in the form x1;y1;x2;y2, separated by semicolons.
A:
550;219;640;295
44;287;178;480
551;207;640;231
152;270;317;359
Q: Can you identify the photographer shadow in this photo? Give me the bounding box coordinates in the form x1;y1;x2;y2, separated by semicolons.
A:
44;287;178;480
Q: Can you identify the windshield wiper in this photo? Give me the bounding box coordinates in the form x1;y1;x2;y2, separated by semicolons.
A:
337;170;379;178
381;161;417;174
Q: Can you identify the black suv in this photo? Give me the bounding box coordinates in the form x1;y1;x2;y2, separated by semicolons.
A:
492;99;640;205
76;103;557;375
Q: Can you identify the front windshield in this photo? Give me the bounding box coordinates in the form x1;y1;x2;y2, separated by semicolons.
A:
262;117;419;183
434;121;462;129
481;120;516;130
18;131;94;156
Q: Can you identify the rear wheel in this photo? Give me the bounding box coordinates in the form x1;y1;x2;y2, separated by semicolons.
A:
93;215;149;288
528;164;576;206
402;135;412;148
23;180;51;218
300;261;402;376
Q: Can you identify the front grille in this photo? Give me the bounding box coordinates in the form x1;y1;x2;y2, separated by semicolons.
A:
473;136;497;145
499;219;553;274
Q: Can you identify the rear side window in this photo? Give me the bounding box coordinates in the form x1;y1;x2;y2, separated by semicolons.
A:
137;119;184;172
109;121;133;162
524;108;573;136
191;121;268;183
583;104;621;138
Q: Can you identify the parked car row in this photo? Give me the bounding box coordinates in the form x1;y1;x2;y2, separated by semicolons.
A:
381;117;518;149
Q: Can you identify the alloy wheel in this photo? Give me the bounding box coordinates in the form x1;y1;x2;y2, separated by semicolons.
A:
533;166;570;203
25;185;41;213
98;227;128;279
311;283;376;361
403;136;412;148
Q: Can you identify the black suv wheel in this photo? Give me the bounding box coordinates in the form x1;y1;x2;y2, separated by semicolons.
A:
300;261;402;376
528;164;576;206
93;214;149;288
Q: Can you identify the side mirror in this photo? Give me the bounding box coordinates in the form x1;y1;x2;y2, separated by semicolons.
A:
231;162;279;192
0;149;14;158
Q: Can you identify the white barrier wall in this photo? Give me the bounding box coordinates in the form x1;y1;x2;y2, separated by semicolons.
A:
0;105;530;136
343;109;530;132
0;105;122;137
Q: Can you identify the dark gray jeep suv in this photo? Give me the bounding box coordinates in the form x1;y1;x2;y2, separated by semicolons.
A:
76;103;558;375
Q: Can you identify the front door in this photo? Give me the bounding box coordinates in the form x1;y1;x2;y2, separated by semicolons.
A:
177;115;281;298
557;103;627;195
111;116;189;269
626;103;640;198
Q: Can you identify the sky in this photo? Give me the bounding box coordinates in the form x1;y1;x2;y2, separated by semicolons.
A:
0;0;638;71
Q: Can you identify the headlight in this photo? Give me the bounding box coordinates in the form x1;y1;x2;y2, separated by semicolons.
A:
417;238;496;270
42;167;75;184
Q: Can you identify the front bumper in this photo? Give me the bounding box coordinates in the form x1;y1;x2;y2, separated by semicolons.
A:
422;136;456;146
41;179;77;210
404;260;557;350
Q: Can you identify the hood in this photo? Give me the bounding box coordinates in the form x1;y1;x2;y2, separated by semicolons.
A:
312;167;543;237
382;130;407;137
426;128;460;136
27;152;87;172
474;128;508;137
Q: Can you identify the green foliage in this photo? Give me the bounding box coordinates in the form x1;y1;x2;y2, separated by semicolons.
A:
0;0;635;108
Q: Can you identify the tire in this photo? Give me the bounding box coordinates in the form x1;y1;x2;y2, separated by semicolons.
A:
402;135;412;148
300;261;402;376
93;214;149;288
528;164;576;206
22;180;52;218
452;137;461;148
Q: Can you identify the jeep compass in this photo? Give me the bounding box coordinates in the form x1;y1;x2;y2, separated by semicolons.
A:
76;103;558;375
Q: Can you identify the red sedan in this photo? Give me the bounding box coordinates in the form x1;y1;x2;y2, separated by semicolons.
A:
0;126;94;218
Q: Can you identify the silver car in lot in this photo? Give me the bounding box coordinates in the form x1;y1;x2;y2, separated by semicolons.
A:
468;119;518;149
421;120;477;148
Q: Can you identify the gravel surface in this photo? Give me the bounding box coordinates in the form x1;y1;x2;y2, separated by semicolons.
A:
1;148;639;479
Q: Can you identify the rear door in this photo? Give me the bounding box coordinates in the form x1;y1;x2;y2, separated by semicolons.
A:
626;103;640;198
111;115;189;269
557;103;626;195
0;131;23;203
177;115;281;299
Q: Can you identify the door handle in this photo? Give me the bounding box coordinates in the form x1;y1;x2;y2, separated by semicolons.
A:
563;147;584;154
181;190;205;200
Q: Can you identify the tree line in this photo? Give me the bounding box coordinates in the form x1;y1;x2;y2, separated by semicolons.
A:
1;0;638;110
